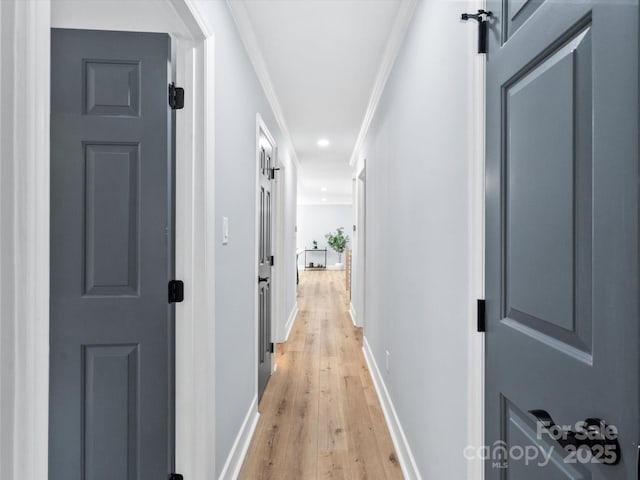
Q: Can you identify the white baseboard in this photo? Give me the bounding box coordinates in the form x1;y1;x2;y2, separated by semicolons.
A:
283;303;298;342
362;337;422;480
218;395;260;480
349;303;357;327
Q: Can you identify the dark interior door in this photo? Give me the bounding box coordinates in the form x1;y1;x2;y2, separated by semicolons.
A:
258;139;274;401
485;1;639;478
50;29;174;480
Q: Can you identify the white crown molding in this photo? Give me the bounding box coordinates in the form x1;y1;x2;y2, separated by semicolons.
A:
226;0;301;171
348;0;418;168
175;0;214;39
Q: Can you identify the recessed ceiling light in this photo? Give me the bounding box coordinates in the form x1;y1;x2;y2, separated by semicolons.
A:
320;187;328;192
321;198;327;202
317;139;330;147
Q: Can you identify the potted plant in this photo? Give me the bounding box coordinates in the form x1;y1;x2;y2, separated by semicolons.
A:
312;240;318;249
325;227;350;267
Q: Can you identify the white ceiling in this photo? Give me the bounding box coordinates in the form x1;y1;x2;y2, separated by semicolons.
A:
233;0;403;204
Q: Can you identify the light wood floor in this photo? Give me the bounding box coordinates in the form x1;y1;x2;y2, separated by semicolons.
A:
238;270;403;480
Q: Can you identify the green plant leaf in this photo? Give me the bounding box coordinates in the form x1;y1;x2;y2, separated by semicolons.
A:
325;227;350;254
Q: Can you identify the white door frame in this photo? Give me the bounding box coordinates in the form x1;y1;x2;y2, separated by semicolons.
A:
0;0;217;478
352;163;366;329
272;148;286;346
467;27;486;480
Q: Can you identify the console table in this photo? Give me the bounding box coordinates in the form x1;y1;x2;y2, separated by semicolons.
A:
304;248;327;270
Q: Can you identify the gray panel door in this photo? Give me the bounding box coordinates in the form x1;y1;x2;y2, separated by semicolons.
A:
485;1;639;478
258;138;274;401
50;29;174;480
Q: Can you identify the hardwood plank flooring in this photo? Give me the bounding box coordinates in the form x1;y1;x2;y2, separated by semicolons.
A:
238;270;403;480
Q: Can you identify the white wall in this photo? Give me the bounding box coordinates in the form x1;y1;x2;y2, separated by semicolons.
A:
352;0;483;478
297;204;353;267
190;1;298;476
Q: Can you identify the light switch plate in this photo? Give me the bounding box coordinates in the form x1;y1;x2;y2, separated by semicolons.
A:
222;216;229;245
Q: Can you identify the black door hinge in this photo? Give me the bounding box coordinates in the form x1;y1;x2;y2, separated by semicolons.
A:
169;474;184;480
460;10;493;54
270;168;280;180
169;83;185;110
168;280;184;304
269;342;275;353
270;255;275;266
477;299;486;333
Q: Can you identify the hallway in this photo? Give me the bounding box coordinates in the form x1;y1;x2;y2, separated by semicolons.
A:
239;271;402;479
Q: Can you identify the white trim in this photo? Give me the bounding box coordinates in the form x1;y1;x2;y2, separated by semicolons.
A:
351;164;366;331
349;303;357;327
283;303;299;342
217;396;260;480
227;0;300;171
466;0;486;477
0;1;51;478
172;15;217;477
362;337;422;480
202;33;218;478
348;0;418;167
176;0;213;39
272;151;287;345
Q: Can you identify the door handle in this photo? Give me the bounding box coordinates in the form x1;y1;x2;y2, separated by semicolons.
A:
258;276;269;283
529;409;621;465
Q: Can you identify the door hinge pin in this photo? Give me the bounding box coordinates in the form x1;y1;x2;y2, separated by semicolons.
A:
477;299;486;333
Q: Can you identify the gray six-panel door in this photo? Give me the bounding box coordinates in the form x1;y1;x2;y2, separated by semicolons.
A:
485;1;639;478
50;29;174;480
258;137;274;401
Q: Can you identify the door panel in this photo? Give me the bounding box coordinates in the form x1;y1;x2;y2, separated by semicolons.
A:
50;29;173;480
83;344;140;479
502;397;590;479
485;1;639;478
258;140;274;401
502;0;544;42
84;143;140;295
504;27;593;357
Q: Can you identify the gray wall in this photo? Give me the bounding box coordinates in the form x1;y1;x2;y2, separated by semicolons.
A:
191;1;298;474
355;0;477;477
297;204;353;266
